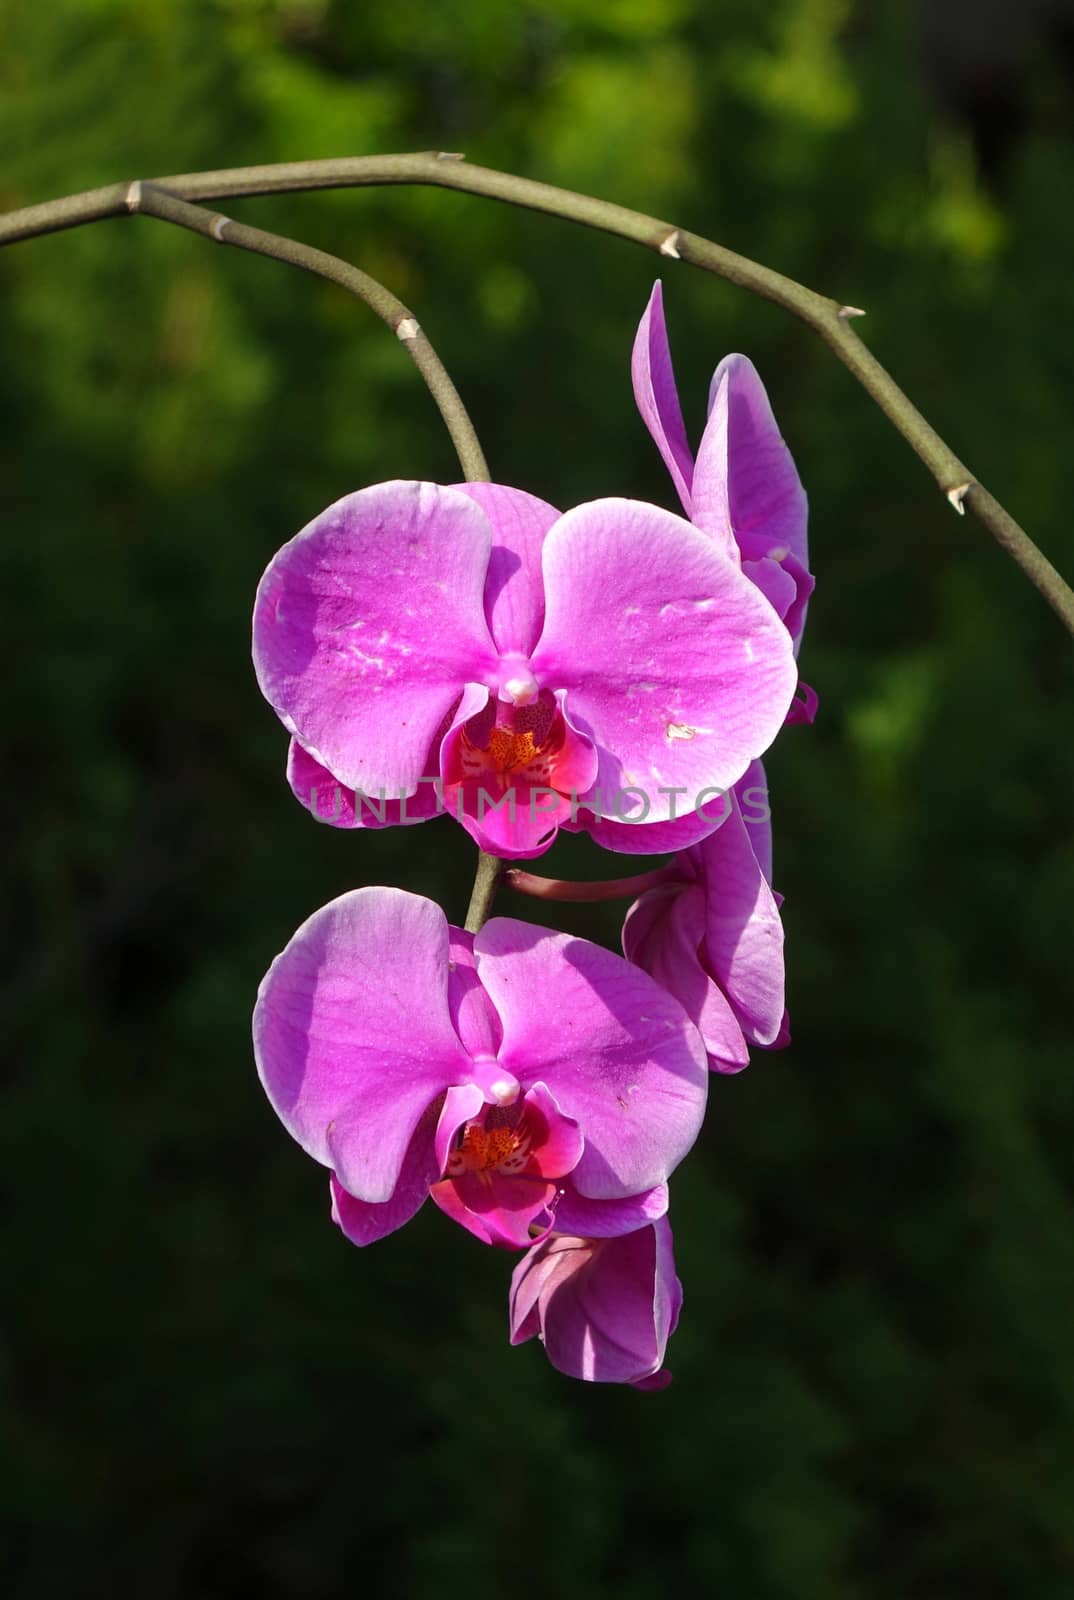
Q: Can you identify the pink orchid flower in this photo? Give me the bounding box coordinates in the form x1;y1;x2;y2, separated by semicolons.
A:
623;758;789;1072
253;888;707;1250
254;478;797;858
632;281;816;665
509;1215;682;1388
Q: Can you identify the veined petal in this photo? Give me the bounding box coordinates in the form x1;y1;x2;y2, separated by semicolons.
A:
451;482;561;657
474;920;707;1198
508;1216;682;1386
328;1099;438;1247
623;884;749;1072
434;1083;487;1176
574;787;730;854
432;1172;553;1249
631;281;695;515
253;888;473;1203
286;683;488;831
531;498;797;821
287;738;441;829
733;758;774;885
448;776;566;859
695;355;810;615
549;1181;669;1238
446;931;503;1061
692;786;786;1048
741;556;798;624
253;481;500;796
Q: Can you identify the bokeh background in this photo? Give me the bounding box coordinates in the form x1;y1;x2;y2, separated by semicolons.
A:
4;1;1074;1594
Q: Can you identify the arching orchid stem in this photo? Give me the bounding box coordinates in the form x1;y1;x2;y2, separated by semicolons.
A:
3;153;1073;636
504;865;677;904
130;185;503;929
133;183;490;482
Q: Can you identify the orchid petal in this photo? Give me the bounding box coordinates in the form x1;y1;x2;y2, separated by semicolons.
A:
631;281;695;514
451;482;561;657
433;1171;554;1249
549;1181;669;1238
449;778;565;859
623;884;749;1072
531;499;797;821
692;785;786;1048
445;929;503;1061
785;679;819;728
328;1100;437;1247
474;919;707;1198
733;757;774;884
523;1083;586;1178
509;1216;682;1386
287;683;488;831
433;1083;486;1176
575;787;730;854
253;888;473;1203
287;738;440;829
695;355;811;637
253;481;500;796
741;556;798;622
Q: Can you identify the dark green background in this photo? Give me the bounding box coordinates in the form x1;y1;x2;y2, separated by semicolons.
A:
4;1;1074;1594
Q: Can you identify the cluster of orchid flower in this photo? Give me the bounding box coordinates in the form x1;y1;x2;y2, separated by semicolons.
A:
251;283;815;1389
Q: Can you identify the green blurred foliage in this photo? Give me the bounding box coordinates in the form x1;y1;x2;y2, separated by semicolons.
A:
3;0;1074;1594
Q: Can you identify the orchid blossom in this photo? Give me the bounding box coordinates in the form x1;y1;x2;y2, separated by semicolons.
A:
253;887;707;1250
254;479;798;858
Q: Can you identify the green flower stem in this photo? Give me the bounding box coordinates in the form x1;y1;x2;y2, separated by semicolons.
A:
464;850;506;935
2;151;1073;636
133;183;489;482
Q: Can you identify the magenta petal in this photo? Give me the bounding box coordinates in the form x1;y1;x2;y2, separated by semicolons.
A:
695;355;811;637
508;1216;682;1386
785;679;819;727
474;919;707;1198
433;1083;486;1175
742;556;798;623
450;778;566;859
531;499;797;821
623;885;749;1072
524;1082;585;1178
445;930;502;1060
693;786;786;1048
253;888;473;1202
451;482;561;657
287;738;445;829
631;281;695;515
288;684;489;832
733;759;775;885
576;789;731;854
329;1098;435;1247
549;691;601;797
253;481;500;796
779;553;816;657
444;1170;553;1249
703;355;809;567
429;1177;501;1245
550;1181;669;1238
